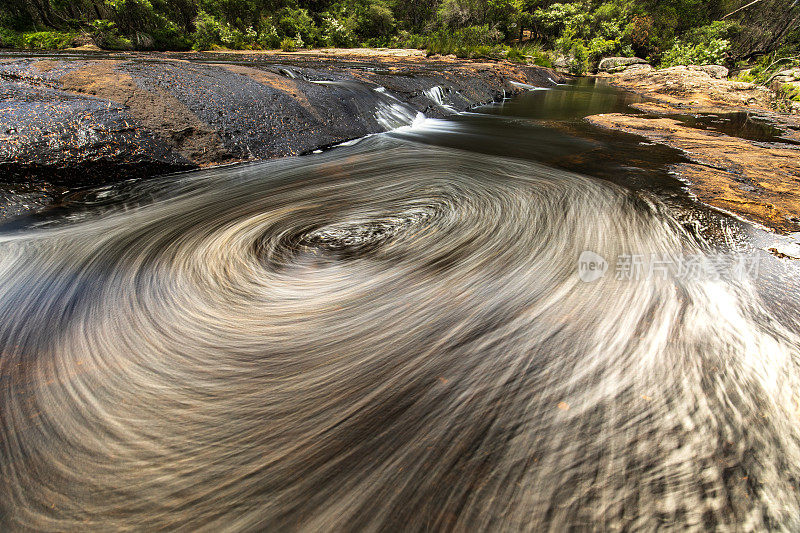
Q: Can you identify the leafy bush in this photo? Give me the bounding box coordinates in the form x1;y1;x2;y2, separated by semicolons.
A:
149;19;192;50
775;83;800;112
256;19;281;49
532;3;590;41
192;10;257;50
280;36;298;52
0;27;22;48
569;41;589;75
89;20;132;50
506;47;526;63
192;11;224;50
503;43;554;67
358;3;394;39
424;24;503;57
389;30;426;49
659;21;737;67
319;14;355;47
21;31;76;50
276;8;317;46
521;44;554;68
588;36;619;63
740;51;800;86
626;15;655;58
781;84;800;101
660;38;730;67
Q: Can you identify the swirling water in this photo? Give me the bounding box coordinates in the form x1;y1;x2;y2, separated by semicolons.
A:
1;79;800;531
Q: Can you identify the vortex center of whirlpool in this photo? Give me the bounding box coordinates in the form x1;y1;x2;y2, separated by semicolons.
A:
300;208;435;256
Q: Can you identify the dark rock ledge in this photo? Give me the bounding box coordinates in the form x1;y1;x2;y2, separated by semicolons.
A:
0;51;561;219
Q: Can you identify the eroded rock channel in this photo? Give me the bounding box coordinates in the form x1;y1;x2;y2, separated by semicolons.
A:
0;51;561;218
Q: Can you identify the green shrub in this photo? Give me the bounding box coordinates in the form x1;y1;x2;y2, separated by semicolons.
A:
532;3;591;41
192;10;258;50
0;28;22;48
20;31;76;50
150;19;192;50
424;24;503;57
276;8;317;46
775;83;800;112
506;47;526;63
588;36;619;63
569;41;589;75
192;11;223;50
280;36;298;52
521;43;554;68
660;38;730;67
89;20;132;50
358;3;394;39
256;19;281;49
389;30;425;49
659;21;736;67
625;15;656;58
782;84;800;102
319;14;355;47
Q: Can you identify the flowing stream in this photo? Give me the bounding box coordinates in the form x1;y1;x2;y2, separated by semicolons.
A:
1;78;800;530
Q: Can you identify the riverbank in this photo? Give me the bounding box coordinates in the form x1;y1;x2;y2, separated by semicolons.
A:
0;50;561;219
589;65;800;235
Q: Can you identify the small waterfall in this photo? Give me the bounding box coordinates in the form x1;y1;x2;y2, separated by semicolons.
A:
374;87;425;130
423;85;458;113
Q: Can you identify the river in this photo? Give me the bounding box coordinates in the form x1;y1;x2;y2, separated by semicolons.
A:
1;78;799;530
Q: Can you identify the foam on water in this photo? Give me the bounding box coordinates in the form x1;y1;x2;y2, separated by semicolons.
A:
1;136;799;530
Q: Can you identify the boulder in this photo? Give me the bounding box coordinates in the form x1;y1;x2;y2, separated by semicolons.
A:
552;55;570;71
772;68;800;84
597;57;649;73
688;65;729;79
625;63;653;72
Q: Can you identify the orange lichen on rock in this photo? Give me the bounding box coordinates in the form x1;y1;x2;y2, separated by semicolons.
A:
587;113;800;233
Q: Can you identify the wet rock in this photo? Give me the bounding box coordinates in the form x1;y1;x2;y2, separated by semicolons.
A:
600;65;772;110
0;53;560;188
0;79;196;185
772;68;800;84
688;64;728;79
552;55;570;71
587;112;800;234
597;57;649;73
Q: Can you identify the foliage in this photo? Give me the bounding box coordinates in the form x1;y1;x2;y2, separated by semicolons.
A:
660;38;730;67
568;40;589;74
626;15;655;57
781;83;800;102
532;2;590;41
20;31;76;50
0;0;795;71
89;19;132;50
736;50;800;85
0;27;22;48
193;10;258;50
359;4;394;39
424;24;504;58
659;22;736;67
319;13;355;47
775;83;800;112
276;7;317;46
280;36;298;52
